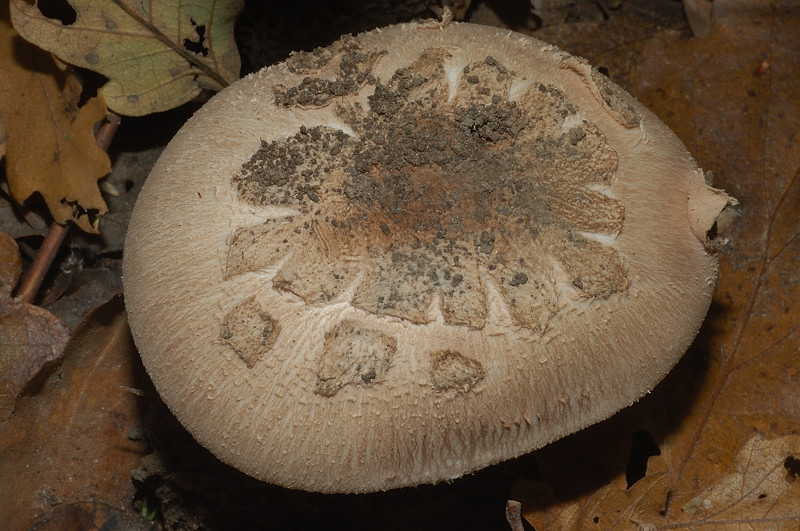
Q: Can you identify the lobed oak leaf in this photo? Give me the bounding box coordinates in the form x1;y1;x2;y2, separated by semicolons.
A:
0;3;111;233
10;0;244;116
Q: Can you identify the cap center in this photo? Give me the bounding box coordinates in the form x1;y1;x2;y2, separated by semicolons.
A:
228;47;628;332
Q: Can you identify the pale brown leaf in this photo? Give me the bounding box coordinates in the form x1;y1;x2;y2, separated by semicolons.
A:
678;435;800;527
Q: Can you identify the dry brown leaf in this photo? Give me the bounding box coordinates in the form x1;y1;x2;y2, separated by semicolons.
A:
514;474;668;530
0;295;148;530
519;436;800;529
0;230;69;420
516;0;800;528
10;0;244;116
0;4;111;233
679;435;800;526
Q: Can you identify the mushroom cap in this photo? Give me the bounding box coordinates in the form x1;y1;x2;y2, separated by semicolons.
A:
123;22;733;493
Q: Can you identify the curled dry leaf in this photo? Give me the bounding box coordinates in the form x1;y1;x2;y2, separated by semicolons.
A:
0;4;111;233
0;231;69;421
10;0;244;116
0;296;146;529
513;473;665;530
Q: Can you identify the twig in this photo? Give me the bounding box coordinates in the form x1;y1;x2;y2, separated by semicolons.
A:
15;221;69;304
96;112;121;151
14;113;121;304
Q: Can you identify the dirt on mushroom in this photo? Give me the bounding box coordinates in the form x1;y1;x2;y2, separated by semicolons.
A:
232;47;626;331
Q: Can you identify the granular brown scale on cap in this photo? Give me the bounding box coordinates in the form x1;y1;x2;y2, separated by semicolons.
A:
231;47;627;334
123;21;735;493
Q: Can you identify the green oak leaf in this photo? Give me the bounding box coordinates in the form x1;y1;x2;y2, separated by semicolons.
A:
11;0;244;116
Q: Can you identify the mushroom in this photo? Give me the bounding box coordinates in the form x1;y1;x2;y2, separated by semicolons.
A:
123;21;735;493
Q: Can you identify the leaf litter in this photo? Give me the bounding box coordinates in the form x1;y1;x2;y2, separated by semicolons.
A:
517;0;800;528
0;0;798;529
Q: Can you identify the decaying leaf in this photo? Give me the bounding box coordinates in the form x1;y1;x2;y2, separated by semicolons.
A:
680;435;800;525
0;295;147;530
514;473;667;530
0;231;69;421
10;0;244;116
515;0;800;528
518;435;800;529
0;4;111;233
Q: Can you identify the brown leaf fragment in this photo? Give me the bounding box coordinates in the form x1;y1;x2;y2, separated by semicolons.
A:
0;230;20;290
0;295;147;529
10;0;244;116
0;4;111;233
680;435;800;526
510;0;800;527
519;436;800;529
0;231;68;421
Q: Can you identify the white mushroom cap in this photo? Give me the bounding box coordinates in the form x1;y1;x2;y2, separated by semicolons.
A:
123;22;734;493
